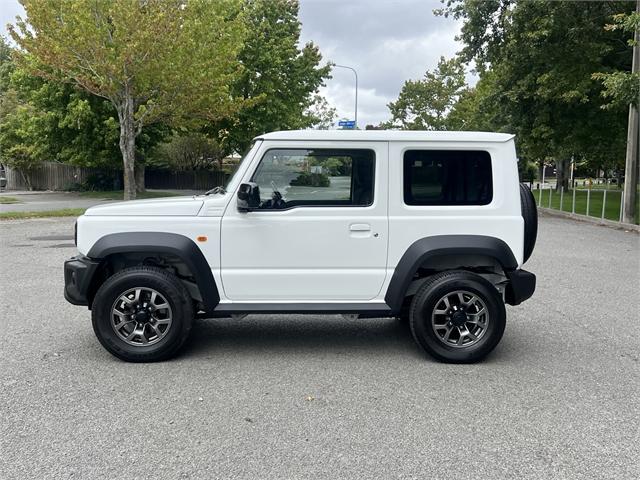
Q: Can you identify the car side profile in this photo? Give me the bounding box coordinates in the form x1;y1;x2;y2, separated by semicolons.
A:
64;130;537;363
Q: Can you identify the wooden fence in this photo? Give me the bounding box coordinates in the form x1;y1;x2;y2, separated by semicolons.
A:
3;162;228;192
4;162;116;191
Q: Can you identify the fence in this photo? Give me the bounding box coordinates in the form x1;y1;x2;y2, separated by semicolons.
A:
145;169;227;191
4;162;116;191
3;162;228;192
533;185;639;225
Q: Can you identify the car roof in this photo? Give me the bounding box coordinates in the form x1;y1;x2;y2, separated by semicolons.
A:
255;130;515;143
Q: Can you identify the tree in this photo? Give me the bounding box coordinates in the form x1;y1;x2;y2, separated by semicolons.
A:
592;9;640;109
438;1;635;190
0;93;45;189
1;36;168;191
0;37;44;188
211;0;331;155
386;56;467;130
592;5;639;223
10;0;245;199
306;94;337;130
151;133;226;172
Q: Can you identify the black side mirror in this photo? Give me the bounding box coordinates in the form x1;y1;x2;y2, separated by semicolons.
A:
237;182;260;212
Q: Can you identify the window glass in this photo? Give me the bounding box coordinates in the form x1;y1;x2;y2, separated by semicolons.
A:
403;150;492;205
251;149;375;209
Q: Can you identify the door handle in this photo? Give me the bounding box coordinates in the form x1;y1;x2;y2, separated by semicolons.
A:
349;223;371;232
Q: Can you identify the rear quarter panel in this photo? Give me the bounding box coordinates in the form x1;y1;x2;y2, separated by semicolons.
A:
387;140;524;270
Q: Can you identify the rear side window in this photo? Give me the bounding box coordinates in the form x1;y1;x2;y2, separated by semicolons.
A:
403;150;492;206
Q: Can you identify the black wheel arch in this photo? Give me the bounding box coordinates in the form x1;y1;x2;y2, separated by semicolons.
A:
86;232;219;313
384;235;518;312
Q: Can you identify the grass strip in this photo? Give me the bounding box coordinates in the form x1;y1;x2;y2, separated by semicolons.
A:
535;189;639;224
0;208;86;220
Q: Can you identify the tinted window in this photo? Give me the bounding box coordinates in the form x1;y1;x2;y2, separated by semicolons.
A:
252;149;375;209
403;150;492;206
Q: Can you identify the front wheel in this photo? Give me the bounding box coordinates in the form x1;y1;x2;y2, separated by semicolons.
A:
91;266;193;362
409;271;506;363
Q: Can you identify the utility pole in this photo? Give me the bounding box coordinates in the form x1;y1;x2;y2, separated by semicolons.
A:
622;0;639;224
334;64;358;129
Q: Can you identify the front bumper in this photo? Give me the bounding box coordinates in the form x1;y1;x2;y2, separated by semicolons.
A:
505;269;536;306
64;256;101;306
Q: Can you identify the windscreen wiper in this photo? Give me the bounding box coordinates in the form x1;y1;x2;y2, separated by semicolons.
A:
204;186;226;196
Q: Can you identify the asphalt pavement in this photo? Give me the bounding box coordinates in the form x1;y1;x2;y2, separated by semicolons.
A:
0;214;638;479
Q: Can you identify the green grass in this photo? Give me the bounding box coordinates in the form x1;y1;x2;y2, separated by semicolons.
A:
0;208;86;220
0;196;22;204
78;190;181;200
535;188;639;224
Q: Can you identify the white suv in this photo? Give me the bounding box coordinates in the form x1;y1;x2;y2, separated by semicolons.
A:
64;130;537;363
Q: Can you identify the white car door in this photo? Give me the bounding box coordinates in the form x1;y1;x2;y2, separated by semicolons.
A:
220;141;388;301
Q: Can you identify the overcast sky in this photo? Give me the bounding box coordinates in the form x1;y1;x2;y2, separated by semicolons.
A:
0;0;469;127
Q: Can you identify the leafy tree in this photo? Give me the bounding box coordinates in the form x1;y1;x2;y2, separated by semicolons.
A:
10;0;245;199
439;0;635;189
150;133;226;172
592;10;640;108
0;93;45;189
306;94;337;130
0;37;43;187
211;0;331;155
1;37;168;192
386;56;467;130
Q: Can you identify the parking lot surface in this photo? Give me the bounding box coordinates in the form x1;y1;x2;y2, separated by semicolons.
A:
0;214;638;479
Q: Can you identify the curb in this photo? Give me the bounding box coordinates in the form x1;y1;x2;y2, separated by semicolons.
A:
538;207;640;232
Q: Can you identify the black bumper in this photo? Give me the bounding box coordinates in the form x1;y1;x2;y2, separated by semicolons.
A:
64;256;101;306
505;269;536;306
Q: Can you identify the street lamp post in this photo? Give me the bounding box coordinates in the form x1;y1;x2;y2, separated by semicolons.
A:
333;64;358;129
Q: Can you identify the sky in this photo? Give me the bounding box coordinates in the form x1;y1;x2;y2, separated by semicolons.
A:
0;0;469;128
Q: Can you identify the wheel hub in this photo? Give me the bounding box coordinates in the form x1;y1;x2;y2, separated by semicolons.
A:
450;310;468;327
134;309;151;323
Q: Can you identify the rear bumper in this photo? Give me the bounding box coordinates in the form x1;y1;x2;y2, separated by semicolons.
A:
64;256;100;306
505;269;536;306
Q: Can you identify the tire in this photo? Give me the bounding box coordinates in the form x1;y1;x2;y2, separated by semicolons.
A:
409;270;506;363
520;183;538;263
91;266;193;362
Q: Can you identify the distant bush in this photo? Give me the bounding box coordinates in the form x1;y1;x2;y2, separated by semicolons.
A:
66;172;115;191
290;172;330;187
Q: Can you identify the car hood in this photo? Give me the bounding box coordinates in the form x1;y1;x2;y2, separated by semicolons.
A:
84;196;204;216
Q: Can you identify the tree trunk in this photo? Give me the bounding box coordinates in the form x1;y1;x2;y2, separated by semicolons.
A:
135;162;146;194
538;159;545;184
555;158;570;191
117;91;137;201
19;169;33;191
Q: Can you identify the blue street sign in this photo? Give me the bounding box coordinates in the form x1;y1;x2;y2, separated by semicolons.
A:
338;120;356;129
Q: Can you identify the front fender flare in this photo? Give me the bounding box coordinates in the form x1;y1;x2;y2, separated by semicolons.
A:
88;232;219;313
384;235;518;312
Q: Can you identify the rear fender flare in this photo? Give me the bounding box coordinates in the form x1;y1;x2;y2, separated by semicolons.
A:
384;235;518;312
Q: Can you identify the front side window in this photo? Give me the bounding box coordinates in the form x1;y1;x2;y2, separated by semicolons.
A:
403;150;492;206
251;148;375;209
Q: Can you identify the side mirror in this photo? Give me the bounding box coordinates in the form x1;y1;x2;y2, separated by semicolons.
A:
237;182;260;212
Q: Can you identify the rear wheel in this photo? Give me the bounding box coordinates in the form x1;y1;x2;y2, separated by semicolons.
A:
91;266;193;362
409;271;506;363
